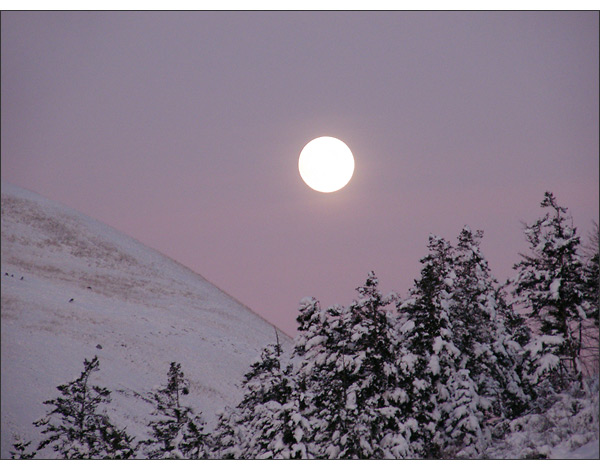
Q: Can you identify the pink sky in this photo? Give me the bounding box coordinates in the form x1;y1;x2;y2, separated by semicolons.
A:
2;11;598;336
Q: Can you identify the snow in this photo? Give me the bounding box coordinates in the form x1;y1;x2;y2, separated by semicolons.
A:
428;354;440;375
555;438;599;459
305;334;326;350
412;378;427;391
0;181;291;458
537;353;560;374
400;353;417;372
484;380;599;460
549;278;561;299
525;335;565;356
400;319;415;333
576;305;588;319
345;390;357;410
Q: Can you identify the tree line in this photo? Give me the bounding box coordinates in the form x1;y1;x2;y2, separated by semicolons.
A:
12;192;599;459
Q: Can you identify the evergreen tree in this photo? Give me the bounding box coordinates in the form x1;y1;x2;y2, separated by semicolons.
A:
396;235;462;457
296;273;410;459
512;192;587;391
451;226;528;420
492;293;533;419
581;222;599;375
215;343;307;458
301;303;357;458
451;227;500;378
10;437;36;459
33;356;135;459
502;290;532;349
338;273;406;458
501;284;535;417
296;296;324;335
291;297;337;458
211;407;244;459
443;368;486;458
142;362;208;459
179;414;210;459
582;222;599;327
242;363;309;459
238;344;294;459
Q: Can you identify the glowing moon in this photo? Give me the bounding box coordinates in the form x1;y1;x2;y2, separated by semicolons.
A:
298;136;355;193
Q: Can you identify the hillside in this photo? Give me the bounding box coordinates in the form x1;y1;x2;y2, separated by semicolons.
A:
0;182;291;458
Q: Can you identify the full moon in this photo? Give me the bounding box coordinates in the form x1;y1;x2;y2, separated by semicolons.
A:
298;136;355;193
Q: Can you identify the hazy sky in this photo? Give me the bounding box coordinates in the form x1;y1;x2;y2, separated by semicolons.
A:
2;11;598;336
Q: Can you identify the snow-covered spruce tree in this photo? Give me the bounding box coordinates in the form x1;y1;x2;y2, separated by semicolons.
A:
494;290;534;418
339;272;409;458
243;344;308;459
211;407;244;459
295;296;326;357
253;386;311;459
580;222;599;375
291;296;337;458
442;368;486;458
451;226;529;420
299;303;354;458
582;222;599;326
396;235;462;458
216;342;307;459
33;356;135;459
502;292;532;350
178;413;210;459
142;362;208;459
512;192;587;392
500;280;535;417
10;436;37;459
451;228;496;375
297;273;410;459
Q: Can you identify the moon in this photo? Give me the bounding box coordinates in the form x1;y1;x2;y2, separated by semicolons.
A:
298;136;355;193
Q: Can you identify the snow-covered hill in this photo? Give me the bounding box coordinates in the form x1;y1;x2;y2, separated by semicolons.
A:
0;181;291;458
